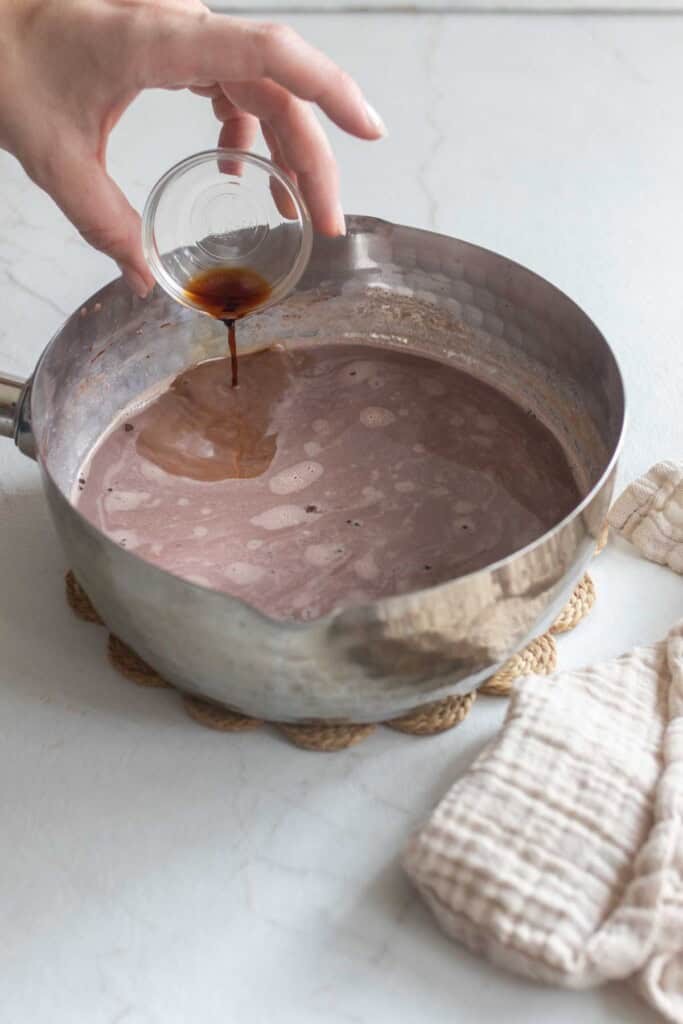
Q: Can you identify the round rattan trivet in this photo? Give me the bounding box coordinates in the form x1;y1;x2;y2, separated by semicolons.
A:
65;534;605;750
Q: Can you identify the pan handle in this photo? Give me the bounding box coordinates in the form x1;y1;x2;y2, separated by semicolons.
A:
0;373;36;459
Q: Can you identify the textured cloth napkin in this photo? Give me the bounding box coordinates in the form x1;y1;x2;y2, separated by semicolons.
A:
404;462;683;1022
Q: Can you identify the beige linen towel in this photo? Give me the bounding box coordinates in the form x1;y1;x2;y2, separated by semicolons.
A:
404;463;683;1022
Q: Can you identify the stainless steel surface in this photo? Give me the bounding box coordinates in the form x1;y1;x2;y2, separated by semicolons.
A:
0;373;24;439
3;216;625;723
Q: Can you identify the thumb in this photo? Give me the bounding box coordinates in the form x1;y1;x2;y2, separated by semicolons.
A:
40;149;154;298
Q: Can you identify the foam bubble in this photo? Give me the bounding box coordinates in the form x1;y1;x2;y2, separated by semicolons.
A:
269;461;324;495
304;543;347;567
224;562;266;585
394;481;416;494
304;441;322;457
360;406;396;429
140;460;169;483
177;497;190;507
354;553;379;581
312;419;330;435
361;485;384;506
192;526;208;538
247;539;264;551
104;490;151;513
250;505;309;530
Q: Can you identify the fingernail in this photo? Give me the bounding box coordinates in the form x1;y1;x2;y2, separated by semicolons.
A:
335;202;347;237
364;100;387;138
126;269;151;299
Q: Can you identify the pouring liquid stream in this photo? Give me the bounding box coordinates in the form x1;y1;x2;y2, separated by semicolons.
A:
184;267;272;387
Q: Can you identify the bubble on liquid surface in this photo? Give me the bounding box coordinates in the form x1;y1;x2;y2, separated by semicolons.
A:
354;553;379;581
304;441;322;457
250;505;309;530
394;481;416;494
177;497;190;507
304;543;348;567
140;461;169;483
247;539;264;551
104;490;151;513
360;406;395;429
224;562;266;585
192;526;208;538
360;485;384;507
269;461;324;495
312;419;330;436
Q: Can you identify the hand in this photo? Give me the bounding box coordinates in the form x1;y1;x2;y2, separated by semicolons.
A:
0;0;385;296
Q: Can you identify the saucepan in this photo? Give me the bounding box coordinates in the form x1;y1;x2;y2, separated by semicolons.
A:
0;217;625;724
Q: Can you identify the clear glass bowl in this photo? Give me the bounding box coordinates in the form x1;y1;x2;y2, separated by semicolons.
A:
141;149;313;317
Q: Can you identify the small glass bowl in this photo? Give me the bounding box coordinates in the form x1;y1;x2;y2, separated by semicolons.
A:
142;149;313;317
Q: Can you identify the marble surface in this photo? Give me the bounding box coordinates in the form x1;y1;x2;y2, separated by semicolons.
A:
1;11;681;1024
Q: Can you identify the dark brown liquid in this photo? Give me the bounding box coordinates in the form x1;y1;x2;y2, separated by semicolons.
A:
184;268;272;388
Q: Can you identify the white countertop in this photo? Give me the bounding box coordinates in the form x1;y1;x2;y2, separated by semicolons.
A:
1;11;682;1024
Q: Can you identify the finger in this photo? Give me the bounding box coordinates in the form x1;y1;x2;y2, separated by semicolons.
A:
142;12;386;141
210;90;259;175
34;147;153;297
225;80;345;236
212;91;260;151
260;122;300;222
190;84;222;98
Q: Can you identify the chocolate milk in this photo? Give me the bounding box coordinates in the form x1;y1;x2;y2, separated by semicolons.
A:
75;341;580;621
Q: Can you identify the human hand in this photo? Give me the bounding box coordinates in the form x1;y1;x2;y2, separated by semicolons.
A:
0;0;385;296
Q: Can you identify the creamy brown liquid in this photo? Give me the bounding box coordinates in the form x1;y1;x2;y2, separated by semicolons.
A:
75;342;580;621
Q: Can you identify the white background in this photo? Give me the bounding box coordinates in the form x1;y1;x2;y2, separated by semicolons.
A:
1;8;682;1024
219;2;683;10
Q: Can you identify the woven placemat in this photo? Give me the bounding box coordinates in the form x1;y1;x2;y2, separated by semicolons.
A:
65;530;605;750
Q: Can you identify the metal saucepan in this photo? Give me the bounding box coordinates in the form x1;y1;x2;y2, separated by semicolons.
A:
0;217;625;724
